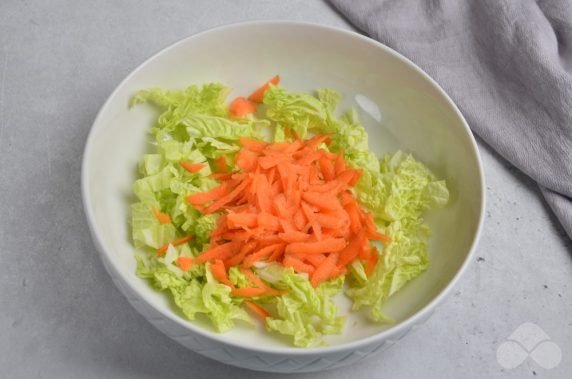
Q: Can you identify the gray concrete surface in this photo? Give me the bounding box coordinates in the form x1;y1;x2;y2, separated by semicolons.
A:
1;1;571;378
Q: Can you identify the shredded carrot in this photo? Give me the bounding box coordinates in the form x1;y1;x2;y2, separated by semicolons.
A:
177;257;193;271
364;248;379;277
319;155;336;181
335;150;346;174
283;255;315;274
236;149;259;172
204;179;252;214
193;241;240;264
240;137;267;152
245;301;269;320
305;133;333;150
225;241;257;267
337;231;365;268
186;183;229;205
230;97;256;118
248;75;280;103
180;161;205;173
278;231;311;243
301;192;340;211
211;259;234;286
156;235;193;256
267;244;285;262
285;238;346;255
304;253;327;267
242;243;281;267
240;267;267;289
311;253;338;287
368;231;392;244
152;208;171;224
214;156;228;173
182;130;390;287
227;212;258;229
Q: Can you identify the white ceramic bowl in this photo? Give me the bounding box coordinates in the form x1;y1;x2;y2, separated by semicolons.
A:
82;21;485;373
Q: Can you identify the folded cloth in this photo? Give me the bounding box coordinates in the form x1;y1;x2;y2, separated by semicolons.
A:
328;0;572;239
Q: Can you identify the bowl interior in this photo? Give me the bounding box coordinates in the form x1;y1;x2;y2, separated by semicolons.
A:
84;22;483;350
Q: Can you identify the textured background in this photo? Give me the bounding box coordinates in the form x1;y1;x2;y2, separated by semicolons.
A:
0;1;571;378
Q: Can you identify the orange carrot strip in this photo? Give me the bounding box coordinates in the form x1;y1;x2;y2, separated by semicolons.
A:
186;183;229;205
272;194;290;218
204;179;251;214
359;238;372;261
240;267;267;289
300;201;316;223
254;175;272;213
227;212;258;229
283;255;315;274
279;218;296;233
266;167;277;186
337;231;365;268
335;150;346;174
248;75;280;103
221;230;253;242
285;238;347;255
214;156;228;173
177;256;193;271
230;97;256;118
305;133;333;150
267;244;285;262
278;231;311;243
240;137;267;152
344;203;363;234
304;253;327;268
311;253;339;287
321;150;338;160
242;244;281;267
348;169;363;186
318;155;336;181
368;231;392;244
270;178;282;197
211;259;234;287
257;212;281;231
210;172;233;181
365;248;379;277
283;139;303;153
245;301;270;320
152;208;171;224
308;180;341;193
296;150;323;166
314;213;346;229
337;169;360;185
311;220;323;241
225;241;258;267
257;235;284;247
194;241;241;264
180;161;205;173
156;235;193;256
235;149;259;172
293;209;307;231
301;192;341;211
258;155;290;170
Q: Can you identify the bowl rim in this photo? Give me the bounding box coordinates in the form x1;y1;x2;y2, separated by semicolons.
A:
81;20;486;355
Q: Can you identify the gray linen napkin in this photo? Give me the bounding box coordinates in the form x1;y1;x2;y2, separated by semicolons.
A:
328;0;572;239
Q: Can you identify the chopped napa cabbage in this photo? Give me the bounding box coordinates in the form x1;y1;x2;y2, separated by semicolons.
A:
129;81;449;346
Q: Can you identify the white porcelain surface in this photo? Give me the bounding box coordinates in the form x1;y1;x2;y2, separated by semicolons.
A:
82;21;485;373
